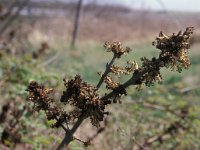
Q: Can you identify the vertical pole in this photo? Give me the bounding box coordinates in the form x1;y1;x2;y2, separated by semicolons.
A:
71;0;83;49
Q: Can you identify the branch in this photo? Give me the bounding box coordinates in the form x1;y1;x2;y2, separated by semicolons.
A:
96;54;116;88
56;115;85;150
101;70;147;102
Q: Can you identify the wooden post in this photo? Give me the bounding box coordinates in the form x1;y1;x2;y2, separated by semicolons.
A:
71;0;83;49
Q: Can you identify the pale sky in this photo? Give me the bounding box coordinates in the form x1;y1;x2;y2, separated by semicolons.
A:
54;0;200;12
97;0;200;12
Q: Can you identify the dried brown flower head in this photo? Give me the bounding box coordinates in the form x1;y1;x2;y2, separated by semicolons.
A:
139;57;162;87
61;75;107;126
27;81;53;111
104;41;131;58
134;27;194;89
110;60;138;76
153;27;194;72
27;81;68;128
98;72;119;90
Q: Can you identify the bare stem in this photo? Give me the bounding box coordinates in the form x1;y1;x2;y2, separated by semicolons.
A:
101;70;146;102
96;54;116;88
56;115;85;150
56;120;68;132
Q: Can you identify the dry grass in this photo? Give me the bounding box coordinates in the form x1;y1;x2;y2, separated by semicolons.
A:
20;7;200;48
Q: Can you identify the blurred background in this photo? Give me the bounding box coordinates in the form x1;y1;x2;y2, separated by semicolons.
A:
0;0;200;149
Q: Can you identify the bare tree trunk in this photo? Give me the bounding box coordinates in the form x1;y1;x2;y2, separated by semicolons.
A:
71;0;83;49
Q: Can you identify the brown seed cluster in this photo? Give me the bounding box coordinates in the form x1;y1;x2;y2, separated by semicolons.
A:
104;41;131;58
139;57;163;87
135;27;194;89
153;27;194;73
98;72;119;90
61;75;107;126
27;81;68;128
98;72;127;104
110;61;138;75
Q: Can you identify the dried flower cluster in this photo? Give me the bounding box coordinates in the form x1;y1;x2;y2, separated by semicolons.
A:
153;27;194;72
104;41;131;58
26;27;194;149
137;57;162;87
61;75;107;126
27;81;68;128
134;27;194;89
110;61;138;75
101;74;119;90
